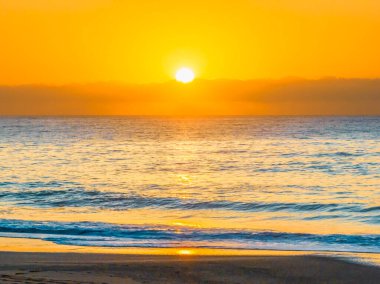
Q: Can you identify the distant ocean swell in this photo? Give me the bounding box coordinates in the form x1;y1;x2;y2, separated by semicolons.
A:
0;219;379;253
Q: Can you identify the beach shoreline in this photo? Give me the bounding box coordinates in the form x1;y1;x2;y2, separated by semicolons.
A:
1;238;380;283
1;251;380;284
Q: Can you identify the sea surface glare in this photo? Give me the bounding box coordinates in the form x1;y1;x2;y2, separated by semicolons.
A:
0;117;379;252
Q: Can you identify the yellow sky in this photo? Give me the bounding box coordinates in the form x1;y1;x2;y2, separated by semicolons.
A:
1;0;380;85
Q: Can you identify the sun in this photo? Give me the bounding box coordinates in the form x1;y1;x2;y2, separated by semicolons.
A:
175;68;195;83
177;249;194;255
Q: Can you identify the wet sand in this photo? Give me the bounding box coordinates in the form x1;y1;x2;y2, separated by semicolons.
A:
0;252;380;284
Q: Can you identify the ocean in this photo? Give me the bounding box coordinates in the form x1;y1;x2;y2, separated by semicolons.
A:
0;117;379;254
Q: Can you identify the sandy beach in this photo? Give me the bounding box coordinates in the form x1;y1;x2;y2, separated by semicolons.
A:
0;252;379;284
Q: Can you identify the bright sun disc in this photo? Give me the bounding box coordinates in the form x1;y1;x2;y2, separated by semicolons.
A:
175;68;195;83
177;249;194;255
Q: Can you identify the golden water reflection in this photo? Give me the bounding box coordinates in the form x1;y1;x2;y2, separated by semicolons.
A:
1;206;379;235
1;237;380;268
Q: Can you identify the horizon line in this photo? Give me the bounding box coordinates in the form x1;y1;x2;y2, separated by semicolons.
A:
2;76;380;88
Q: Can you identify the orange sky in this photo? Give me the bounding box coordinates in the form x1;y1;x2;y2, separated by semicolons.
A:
1;0;380;85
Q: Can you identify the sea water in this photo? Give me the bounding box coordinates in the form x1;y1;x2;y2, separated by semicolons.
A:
0;117;379;253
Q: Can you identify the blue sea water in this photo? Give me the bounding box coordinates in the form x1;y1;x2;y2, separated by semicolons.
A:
0;117;379;253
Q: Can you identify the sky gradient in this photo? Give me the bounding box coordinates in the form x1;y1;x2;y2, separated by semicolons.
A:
0;1;379;115
1;0;380;84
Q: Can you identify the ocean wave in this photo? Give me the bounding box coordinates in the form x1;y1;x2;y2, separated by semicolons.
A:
0;219;379;253
1;188;379;223
0;188;375;213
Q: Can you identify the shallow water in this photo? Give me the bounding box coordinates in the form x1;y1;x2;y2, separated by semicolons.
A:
0;117;379;253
